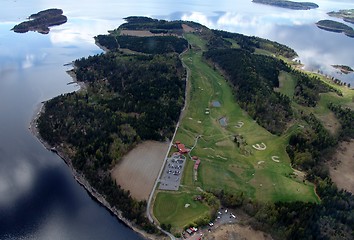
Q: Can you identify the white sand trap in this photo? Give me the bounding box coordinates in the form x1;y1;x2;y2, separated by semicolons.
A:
216;155;227;160
271;156;280;162
197;121;202;123
258;161;265;165
185;203;190;208
234;121;244;128
188;117;193;120
252;143;267;150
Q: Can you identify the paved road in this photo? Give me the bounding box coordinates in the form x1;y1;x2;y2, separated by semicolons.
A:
146;45;191;240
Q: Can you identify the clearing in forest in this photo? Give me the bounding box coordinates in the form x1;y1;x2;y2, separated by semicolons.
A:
111;141;169;200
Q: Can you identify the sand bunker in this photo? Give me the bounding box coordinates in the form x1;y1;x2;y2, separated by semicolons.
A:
234;121;244;128
271;156;280;163
257;161;265;165
252;143;267;150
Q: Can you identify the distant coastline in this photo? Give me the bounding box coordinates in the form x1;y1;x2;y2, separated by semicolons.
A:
252;0;319;10
11;8;67;34
328;9;354;24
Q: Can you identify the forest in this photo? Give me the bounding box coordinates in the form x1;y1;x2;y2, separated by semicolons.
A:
292;70;340;107
120;16;183;31
95;35;188;54
316;20;354;37
38;50;186;232
11;8;67;34
212;30;297;58
252;0;319;10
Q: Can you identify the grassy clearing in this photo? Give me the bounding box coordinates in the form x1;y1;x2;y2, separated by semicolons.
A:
153;192;209;232
276;71;297;98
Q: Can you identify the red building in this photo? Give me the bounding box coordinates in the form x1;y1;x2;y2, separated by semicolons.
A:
194;159;201;170
175;141;189;154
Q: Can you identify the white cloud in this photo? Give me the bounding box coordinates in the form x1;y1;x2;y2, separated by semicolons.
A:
0;160;34;207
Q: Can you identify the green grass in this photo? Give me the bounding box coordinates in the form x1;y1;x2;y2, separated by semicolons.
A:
175;33;318;202
276;71;297;98
153;33;322;231
153;192;209;232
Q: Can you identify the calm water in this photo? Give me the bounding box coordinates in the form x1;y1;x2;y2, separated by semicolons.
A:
1;0;354;239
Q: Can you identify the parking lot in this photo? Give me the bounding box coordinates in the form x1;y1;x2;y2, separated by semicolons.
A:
159;153;186;191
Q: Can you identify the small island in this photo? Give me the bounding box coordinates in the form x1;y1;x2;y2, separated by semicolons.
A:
332;65;354;74
316;20;354;38
252;0;319;10
328;9;354;24
12;8;67;34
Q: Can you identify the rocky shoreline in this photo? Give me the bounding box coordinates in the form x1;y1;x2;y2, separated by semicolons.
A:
28;74;161;240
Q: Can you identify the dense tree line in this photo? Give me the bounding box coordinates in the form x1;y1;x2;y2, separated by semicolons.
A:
293;70;340;107
204;48;292;134
37;51;186;232
95;35;188;54
328;103;354;140
120;16;183;31
212;177;354;239
212;30;297;58
286;113;336;171
253;0;319;10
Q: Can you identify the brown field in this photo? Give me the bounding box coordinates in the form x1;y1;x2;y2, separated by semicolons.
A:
182;24;195;33
329;140;354;194
111;141;169;200
316;112;341;136
202;224;272;240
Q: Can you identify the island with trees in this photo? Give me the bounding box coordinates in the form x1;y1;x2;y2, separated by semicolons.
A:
328;9;354;24
12;8;67;34
332;65;354;74
316;19;354;38
35;16;354;239
252;0;319;10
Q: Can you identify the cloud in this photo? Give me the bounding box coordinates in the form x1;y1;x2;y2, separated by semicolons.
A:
0;160;34;207
49;18;122;47
22;54;36;69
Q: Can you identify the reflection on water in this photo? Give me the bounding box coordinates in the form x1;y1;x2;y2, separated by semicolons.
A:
0;0;354;239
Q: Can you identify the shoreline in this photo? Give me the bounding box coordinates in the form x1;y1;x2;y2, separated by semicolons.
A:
29;71;162;240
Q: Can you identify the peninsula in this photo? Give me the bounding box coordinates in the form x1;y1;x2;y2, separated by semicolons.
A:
328;9;354;24
252;0;319;10
316;19;354;38
12;8;67;34
34;16;354;240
